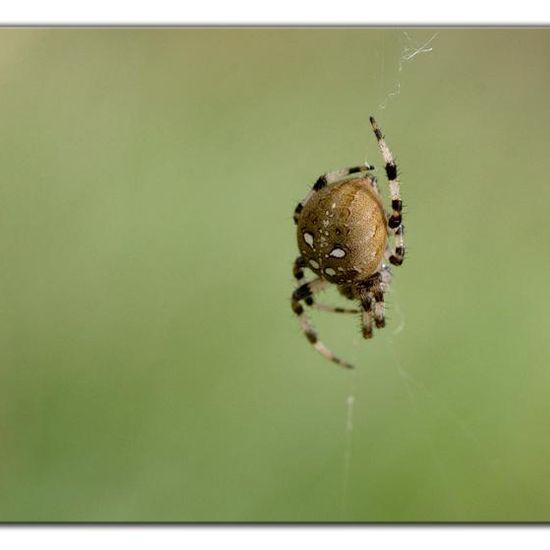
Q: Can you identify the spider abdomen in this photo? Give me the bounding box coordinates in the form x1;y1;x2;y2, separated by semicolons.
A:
296;177;388;284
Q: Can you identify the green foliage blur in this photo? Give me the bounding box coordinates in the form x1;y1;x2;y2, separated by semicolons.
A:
0;28;549;522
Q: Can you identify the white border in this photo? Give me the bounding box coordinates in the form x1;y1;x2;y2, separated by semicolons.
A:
1;526;550;550
0;0;549;24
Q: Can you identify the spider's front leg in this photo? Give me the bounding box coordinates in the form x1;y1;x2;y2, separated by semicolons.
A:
369;116;405;267
291;277;354;369
293;163;375;224
388;225;405;266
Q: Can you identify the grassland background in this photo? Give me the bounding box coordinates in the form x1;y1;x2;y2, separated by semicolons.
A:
0;28;548;522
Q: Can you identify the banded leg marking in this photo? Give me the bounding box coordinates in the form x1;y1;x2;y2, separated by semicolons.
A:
370;115;405;266
356;272;389;338
293;256;315;306
389;224;405;266
360;294;373;339
372;287;385;329
369;116;402;229
293;256;307;283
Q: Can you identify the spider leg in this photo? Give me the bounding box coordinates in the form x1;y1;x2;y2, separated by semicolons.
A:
389;224;405;266
355;272;388;337
293;162;375;224
293;255;307;284
359;293;374;339
291;278;354;369
370;116;405;266
371;278;386;329
293;256;316;309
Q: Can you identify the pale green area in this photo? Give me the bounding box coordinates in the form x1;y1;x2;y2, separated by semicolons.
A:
0;28;549;522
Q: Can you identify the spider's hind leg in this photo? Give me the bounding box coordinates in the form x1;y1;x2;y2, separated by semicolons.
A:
291;278;354;369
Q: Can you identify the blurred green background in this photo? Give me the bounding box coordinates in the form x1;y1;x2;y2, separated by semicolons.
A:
0;28;548;522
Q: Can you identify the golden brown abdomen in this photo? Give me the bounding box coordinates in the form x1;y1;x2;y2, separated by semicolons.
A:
296;178;388;284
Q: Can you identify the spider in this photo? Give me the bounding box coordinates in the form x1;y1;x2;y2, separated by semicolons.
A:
291;116;404;369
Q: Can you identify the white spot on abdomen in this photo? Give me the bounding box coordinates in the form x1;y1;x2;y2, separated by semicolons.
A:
324;268;336;276
303;232;314;248
329;247;346;258
309;259;320;269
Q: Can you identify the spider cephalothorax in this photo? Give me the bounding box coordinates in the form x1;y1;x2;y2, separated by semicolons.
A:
291;116;404;369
